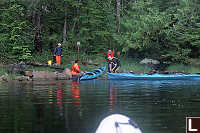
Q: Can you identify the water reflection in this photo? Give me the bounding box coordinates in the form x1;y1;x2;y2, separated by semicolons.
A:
34;103;45;133
48;86;53;104
72;82;80;111
1;79;200;133
56;82;63;116
108;82;118;112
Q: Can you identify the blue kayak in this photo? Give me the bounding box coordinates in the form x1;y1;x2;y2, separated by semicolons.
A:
107;73;200;80
80;66;106;81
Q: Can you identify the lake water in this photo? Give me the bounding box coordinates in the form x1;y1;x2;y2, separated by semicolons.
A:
0;79;200;133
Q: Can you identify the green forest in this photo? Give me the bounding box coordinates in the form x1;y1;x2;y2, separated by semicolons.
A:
1;0;200;65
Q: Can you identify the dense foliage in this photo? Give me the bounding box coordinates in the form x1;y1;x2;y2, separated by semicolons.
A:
0;0;200;64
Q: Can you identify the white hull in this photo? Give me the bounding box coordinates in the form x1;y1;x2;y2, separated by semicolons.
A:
95;114;142;133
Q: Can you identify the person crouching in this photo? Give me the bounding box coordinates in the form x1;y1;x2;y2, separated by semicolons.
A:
111;57;120;73
106;50;114;73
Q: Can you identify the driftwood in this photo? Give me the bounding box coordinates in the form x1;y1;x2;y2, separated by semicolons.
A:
27;62;64;70
81;61;99;66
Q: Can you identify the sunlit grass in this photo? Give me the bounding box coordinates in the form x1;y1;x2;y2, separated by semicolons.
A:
31;50;54;63
0;65;10;76
30;52;200;74
63;54;107;72
65;56;151;73
0;67;6;76
167;64;200;73
119;57;151;73
0;65;19;80
31;51;151;73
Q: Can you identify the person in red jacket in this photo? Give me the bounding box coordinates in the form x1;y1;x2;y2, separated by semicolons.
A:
106;50;114;60
106;50;114;73
71;60;80;82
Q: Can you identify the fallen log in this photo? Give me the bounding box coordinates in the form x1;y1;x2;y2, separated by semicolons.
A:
27;62;64;70
81;61;99;66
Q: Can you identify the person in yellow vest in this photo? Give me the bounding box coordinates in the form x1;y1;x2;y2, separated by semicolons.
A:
71;60;80;82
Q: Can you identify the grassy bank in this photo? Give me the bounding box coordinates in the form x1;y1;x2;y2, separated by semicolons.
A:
167;64;200;74
1;51;200;74
62;55;151;73
118;57;151;73
0;65;7;76
0;65;19;80
0;68;5;76
29;51;200;74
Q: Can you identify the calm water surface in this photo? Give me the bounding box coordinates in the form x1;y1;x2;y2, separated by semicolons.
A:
0;79;200;133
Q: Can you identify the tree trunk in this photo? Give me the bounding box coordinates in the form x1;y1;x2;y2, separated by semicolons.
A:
62;12;67;44
35;12;41;30
49;28;54;51
34;12;42;53
27;62;64;70
109;0;112;8
116;0;121;33
72;0;82;32
31;11;36;25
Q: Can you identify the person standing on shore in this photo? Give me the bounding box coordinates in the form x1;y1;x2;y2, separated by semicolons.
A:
54;43;62;66
71;60;80;82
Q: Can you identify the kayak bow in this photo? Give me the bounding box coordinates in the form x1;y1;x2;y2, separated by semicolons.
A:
80;66;106;81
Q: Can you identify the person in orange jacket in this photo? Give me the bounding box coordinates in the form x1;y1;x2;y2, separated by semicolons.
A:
71;60;80;82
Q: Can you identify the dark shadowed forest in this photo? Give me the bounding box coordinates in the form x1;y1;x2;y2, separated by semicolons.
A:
0;0;200;65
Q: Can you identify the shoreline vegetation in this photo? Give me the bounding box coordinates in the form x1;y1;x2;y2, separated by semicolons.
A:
1;55;200;82
1;0;200;82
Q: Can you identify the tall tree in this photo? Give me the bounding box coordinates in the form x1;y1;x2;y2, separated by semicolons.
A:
62;3;67;44
0;0;33;61
116;0;121;33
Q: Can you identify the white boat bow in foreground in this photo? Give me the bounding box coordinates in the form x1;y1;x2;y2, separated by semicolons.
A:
95;114;142;133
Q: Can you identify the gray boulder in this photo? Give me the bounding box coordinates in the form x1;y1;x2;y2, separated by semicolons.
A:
140;58;160;65
140;58;161;72
16;76;30;81
32;70;57;80
10;61;33;74
63;68;72;79
0;74;10;82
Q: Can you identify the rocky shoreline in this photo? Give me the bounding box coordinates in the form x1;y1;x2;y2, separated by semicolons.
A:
0;60;102;82
0;61;73;82
1;58;199;82
0;69;72;82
